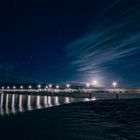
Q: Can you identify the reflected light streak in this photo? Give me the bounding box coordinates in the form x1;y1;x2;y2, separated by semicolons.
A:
0;94;4;115
0;107;4;116
90;97;96;101
44;96;47;105
12;94;16;114
12;94;15;107
0;94;93;116
6;94;10;114
27;95;32;111
19;95;24;112
84;98;90;102
54;96;59;105
1;94;4;107
48;96;52;107
6;94;9;106
65;97;70;104
36;96;41;109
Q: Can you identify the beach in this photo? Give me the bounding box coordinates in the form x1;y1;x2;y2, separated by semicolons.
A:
0;99;140;140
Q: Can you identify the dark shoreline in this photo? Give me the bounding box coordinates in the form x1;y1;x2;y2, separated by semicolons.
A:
0;98;140;140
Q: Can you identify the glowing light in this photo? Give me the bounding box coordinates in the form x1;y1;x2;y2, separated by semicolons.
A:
112;82;117;88
49;84;52;88
36;96;41;109
13;86;16;89
65;97;70;104
56;85;59;89
93;80;97;86
1;94;4;107
19;95;23;107
55;96;59;105
44;96;47;105
29;85;32;89
7;86;10;89
2;87;4;89
27;95;32;110
48;96;52;106
45;86;48;89
86;83;90;88
84;98;90;102
91;97;96;101
66;84;70;88
20;86;23;89
38;84;41;88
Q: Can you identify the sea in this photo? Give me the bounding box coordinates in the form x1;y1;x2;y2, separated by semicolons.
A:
0;93;139;140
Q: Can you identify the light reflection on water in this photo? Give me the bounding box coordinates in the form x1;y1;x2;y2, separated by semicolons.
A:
0;93;93;116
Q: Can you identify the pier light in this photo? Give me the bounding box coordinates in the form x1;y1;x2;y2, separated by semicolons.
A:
56;85;59;89
66;84;70;88
13;86;16;89
86;83;90;88
93;80;97;86
20;86;23;89
2;87;4;89
38;84;41;88
49;84;52;88
45;86;48;89
7;86;10;89
112;82;117;88
29;85;32;89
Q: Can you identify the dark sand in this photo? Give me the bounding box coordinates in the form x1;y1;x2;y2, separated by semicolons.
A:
0;99;140;140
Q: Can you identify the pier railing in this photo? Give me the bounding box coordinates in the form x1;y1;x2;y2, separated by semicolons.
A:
0;88;140;94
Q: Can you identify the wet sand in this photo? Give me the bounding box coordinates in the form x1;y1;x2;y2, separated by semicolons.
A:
0;99;140;140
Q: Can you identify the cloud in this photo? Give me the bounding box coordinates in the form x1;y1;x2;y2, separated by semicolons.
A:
66;0;140;75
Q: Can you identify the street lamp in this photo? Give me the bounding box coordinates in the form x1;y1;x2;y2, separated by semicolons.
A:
45;85;48;89
112;82;117;88
38;84;41;89
86;83;90;88
56;85;59;89
112;81;118;98
7;86;10;89
93;80;97;86
20;86;23;89
66;84;70;88
13;86;16;89
29;85;32;89
2;87;4;90
49;84;52;88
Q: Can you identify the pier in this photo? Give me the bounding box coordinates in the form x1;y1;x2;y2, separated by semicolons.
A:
0;88;140;94
0;88;140;100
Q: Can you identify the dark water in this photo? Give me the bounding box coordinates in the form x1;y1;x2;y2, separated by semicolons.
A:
59;99;140;140
0;94;139;140
0;93;95;116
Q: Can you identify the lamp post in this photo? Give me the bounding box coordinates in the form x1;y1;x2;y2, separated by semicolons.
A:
38;85;41;89
29;85;32;90
66;84;70;88
93;80;97;86
112;82;117;89
44;85;48;92
38;84;41;91
112;82;118;99
56;85;59;89
86;83;90;88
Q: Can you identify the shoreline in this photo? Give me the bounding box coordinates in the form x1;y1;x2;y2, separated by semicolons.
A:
0;98;139;140
1;91;140;100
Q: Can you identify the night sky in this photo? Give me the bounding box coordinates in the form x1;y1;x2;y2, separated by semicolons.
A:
0;0;140;88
